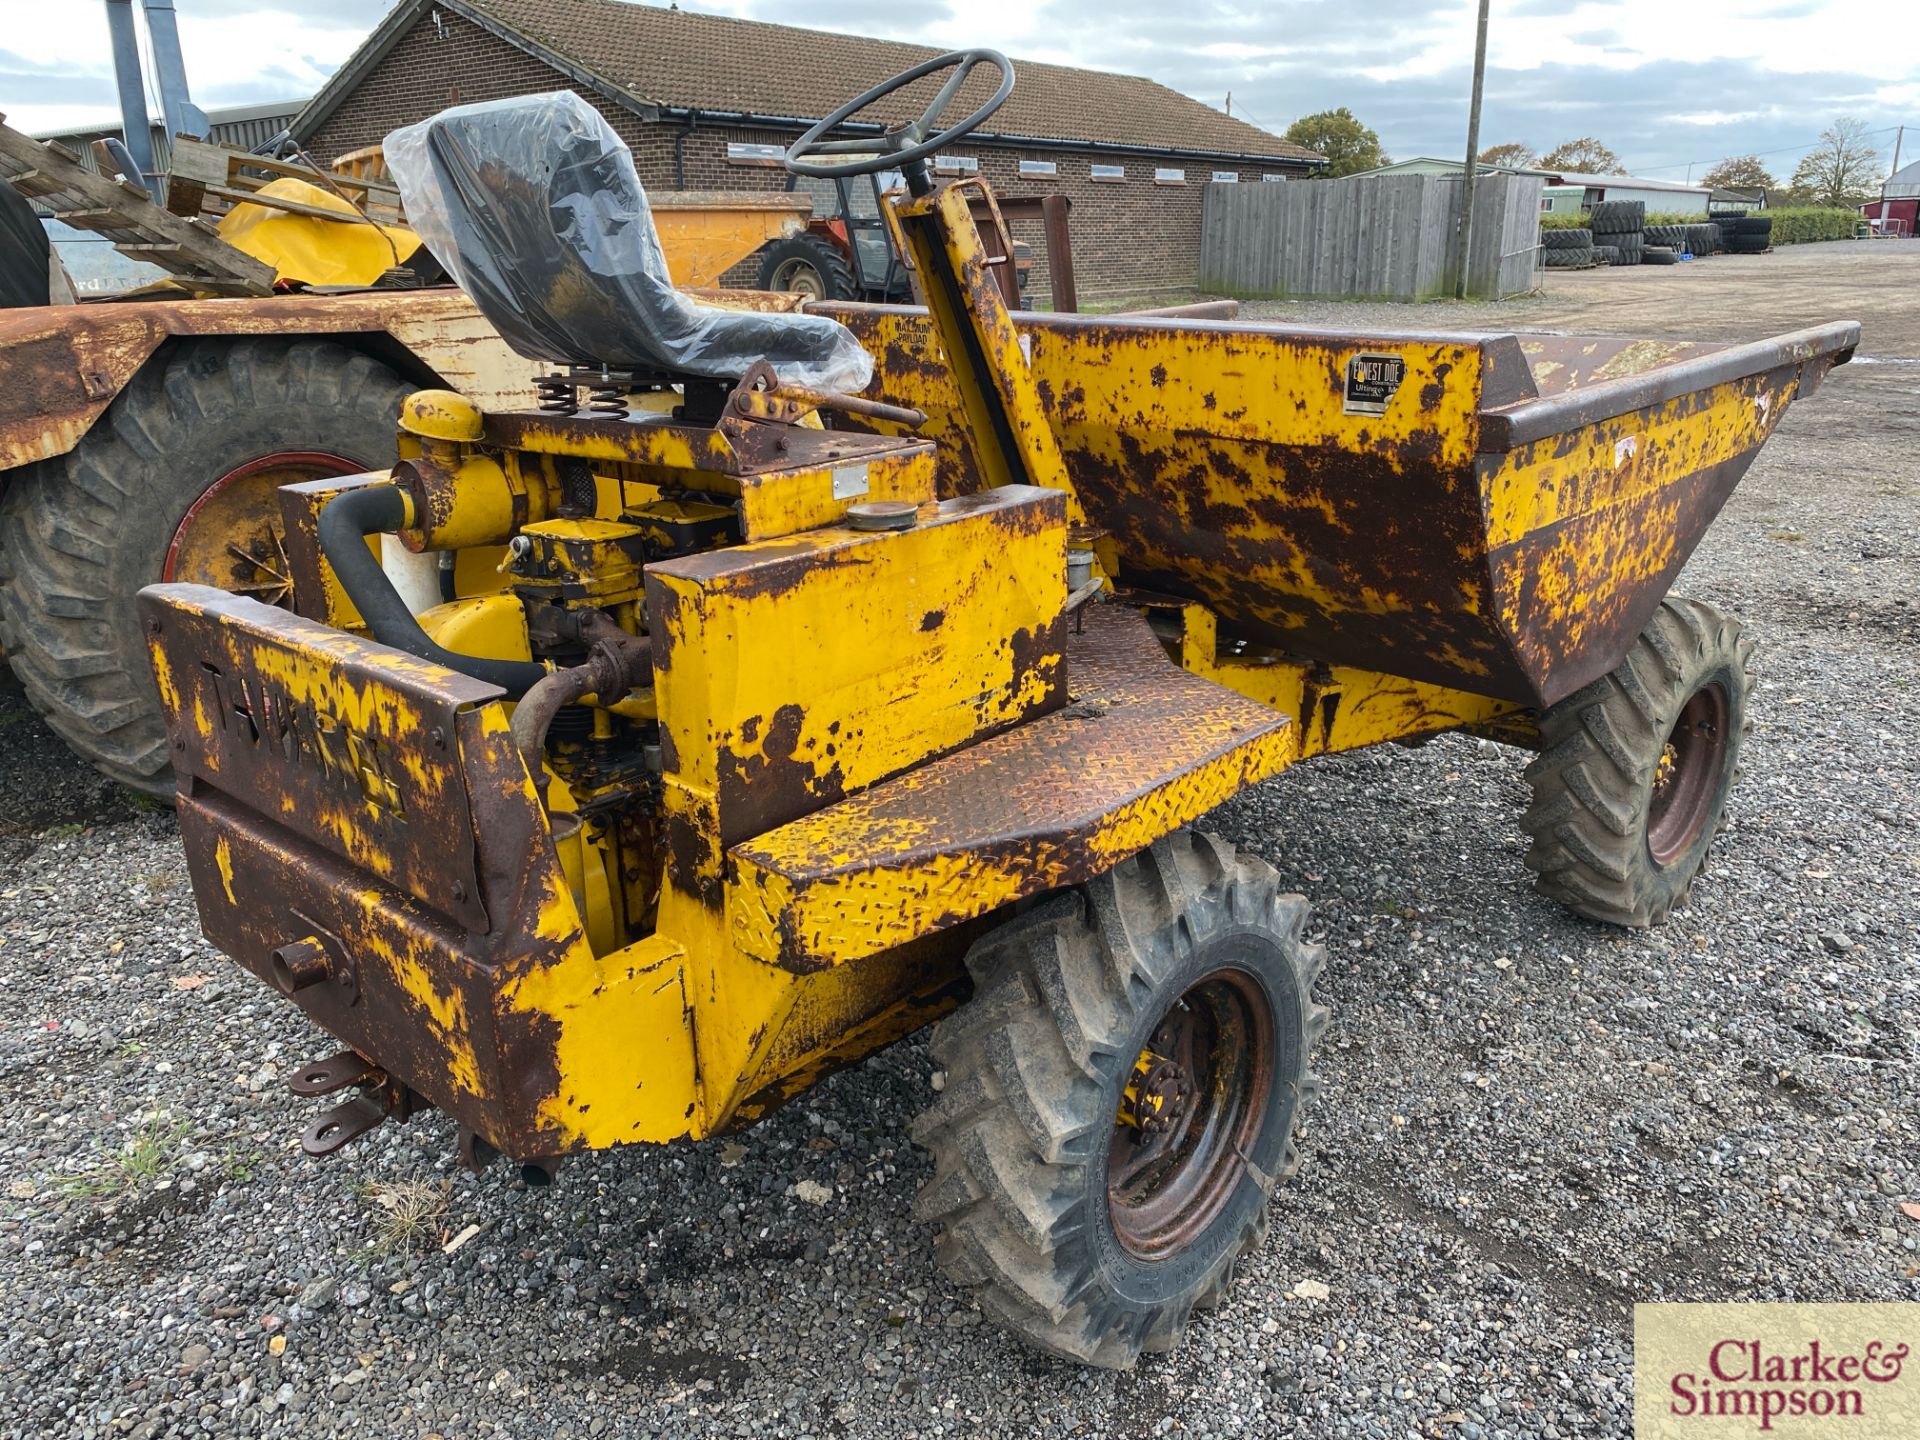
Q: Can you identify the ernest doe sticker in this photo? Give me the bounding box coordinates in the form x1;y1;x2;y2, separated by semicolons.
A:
1344;352;1408;416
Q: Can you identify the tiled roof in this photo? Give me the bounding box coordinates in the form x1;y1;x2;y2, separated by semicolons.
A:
460;0;1321;162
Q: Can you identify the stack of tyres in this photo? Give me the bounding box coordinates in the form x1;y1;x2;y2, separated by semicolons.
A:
1712;210;1747;251
1686;222;1719;256
1542;227;1595;268
1587;200;1645;264
1727;214;1772;254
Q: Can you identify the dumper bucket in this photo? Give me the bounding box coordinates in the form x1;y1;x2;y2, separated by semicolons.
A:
839;309;1859;707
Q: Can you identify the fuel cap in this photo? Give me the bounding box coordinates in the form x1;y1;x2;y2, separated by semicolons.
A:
846;500;919;532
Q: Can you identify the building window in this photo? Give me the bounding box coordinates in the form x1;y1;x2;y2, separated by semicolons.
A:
934;154;979;174
1090;163;1126;182
725;141;784;166
1017;158;1057;177
1211;170;1239;183
1261;173;1287;182
1154;167;1186;185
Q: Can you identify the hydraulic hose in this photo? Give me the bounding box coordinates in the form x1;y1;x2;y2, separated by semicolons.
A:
316;483;549;695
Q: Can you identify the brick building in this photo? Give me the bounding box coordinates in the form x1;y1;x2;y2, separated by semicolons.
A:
290;0;1323;303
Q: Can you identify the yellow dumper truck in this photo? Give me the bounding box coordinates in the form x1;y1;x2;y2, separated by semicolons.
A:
138;59;1856;1366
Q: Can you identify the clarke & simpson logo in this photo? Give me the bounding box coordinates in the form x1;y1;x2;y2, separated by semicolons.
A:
1636;1305;1920;1439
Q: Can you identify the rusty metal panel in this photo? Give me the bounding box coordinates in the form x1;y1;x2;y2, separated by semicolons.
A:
140;582;501;932
836;305;1857;708
0;290;538;474
648;484;1070;851
727;603;1293;972
144;579;706;1155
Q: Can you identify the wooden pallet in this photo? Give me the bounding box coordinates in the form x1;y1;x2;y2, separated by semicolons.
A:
164;137;406;228
0;113;275;295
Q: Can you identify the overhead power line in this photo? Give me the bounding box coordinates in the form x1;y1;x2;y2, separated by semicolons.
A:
1630;124;1909;177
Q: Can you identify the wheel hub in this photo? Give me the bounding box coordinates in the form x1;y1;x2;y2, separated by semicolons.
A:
162;451;363;607
1119;1049;1194;1136
1106;969;1277;1261
1646;680;1731;867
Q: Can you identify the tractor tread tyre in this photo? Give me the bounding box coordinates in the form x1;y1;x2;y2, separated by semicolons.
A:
1542;227;1593;251
1520;597;1752;928
0;337;411;796
911;832;1326;1369
1587;200;1646;234
755;234;858;301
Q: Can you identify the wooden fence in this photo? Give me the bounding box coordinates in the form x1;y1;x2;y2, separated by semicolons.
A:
1198;172;1544;302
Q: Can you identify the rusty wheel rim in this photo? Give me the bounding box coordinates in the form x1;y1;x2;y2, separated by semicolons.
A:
1107;967;1275;1262
162;451;361;607
1646;680;1730;867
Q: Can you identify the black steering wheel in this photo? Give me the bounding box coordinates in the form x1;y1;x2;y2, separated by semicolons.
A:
784;49;1013;184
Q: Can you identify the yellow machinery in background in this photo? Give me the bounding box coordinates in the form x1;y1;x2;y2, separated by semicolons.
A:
139;58;1856;1367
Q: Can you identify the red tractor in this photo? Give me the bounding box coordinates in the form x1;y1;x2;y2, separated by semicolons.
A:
758;165;1064;307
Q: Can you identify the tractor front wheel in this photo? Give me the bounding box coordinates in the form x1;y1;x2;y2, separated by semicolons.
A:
911;831;1327;1368
0;337;412;795
1521;596;1753;927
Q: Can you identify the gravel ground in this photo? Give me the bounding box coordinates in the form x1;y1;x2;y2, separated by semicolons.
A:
1;242;1916;1439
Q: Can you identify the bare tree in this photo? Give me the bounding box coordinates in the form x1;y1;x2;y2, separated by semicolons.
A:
1789;119;1881;207
1539;138;1623;174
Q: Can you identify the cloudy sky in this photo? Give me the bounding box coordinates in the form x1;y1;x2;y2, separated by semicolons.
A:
5;0;1915;182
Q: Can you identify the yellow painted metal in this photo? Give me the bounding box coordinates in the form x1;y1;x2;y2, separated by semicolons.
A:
398;389;484;443
645;191;813;287
645;486;1068;1123
1168;603;1528;759
890;180;1084;528
482;413;939;543
215;177;423;287
414;593;531;664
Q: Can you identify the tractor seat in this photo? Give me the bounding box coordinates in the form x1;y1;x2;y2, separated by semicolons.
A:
382;92;873;394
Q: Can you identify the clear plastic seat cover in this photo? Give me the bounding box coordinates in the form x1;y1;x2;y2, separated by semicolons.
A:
384;91;873;393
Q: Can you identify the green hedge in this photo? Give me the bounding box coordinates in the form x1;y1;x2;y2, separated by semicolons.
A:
1762;207;1862;244
1539;205;1860;244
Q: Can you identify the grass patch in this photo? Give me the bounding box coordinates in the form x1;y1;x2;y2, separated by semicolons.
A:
53;1113;190;1200
356;1177;451;1256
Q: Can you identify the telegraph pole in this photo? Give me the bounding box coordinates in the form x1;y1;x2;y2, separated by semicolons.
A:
1454;0;1492;299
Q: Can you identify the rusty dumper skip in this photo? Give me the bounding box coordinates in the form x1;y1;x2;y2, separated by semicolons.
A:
139;57;1857;1367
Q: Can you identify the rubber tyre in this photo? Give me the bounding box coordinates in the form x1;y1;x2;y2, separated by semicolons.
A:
755;234;858;301
1588;200;1646;234
1643;247;1679;265
1593;243;1622;265
1542;227;1593;251
1521;597;1752;928
1543;247;1594;268
1734;216;1773;237
0;337;412;795
912;831;1327;1369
